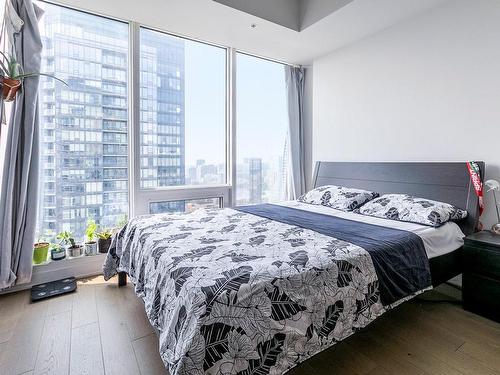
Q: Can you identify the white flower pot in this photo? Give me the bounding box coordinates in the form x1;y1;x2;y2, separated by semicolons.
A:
85;241;98;256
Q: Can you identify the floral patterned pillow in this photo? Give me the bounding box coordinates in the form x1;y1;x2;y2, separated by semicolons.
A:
298;185;379;211
357;194;468;227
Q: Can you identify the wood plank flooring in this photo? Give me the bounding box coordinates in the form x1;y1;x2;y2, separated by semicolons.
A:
0;276;499;375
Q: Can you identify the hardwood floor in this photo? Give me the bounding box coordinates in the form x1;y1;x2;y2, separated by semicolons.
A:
1;276;499;375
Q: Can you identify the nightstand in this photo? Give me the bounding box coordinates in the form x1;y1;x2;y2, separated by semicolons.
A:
463;231;500;322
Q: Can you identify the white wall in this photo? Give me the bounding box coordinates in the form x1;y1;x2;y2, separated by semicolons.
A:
313;0;500;228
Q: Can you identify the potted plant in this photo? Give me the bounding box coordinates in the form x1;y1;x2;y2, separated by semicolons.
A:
0;51;66;102
97;229;113;254
50;242;66;261
33;241;49;265
57;230;83;258
84;219;98;256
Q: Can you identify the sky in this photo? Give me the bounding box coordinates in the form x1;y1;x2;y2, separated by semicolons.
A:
184;46;288;166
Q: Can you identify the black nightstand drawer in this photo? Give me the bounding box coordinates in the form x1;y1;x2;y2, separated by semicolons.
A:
464;244;500;279
463;273;500;322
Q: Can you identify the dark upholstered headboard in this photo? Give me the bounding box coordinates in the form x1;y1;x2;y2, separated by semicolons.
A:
312;161;484;236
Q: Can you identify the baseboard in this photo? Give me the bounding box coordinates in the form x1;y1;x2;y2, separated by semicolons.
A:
0;254;106;295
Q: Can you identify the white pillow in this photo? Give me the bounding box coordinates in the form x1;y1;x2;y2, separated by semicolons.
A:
298;185;379;211
357;194;468;227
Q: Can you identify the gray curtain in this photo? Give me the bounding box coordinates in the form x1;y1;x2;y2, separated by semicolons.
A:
0;0;43;289
285;65;306;200
0;96;3;128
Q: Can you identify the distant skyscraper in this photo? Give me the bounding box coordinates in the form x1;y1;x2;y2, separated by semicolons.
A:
280;135;289;199
248;158;263;204
235;158;264;205
140;29;185;189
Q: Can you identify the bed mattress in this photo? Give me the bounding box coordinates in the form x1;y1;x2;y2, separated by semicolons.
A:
103;202;463;375
277;200;465;259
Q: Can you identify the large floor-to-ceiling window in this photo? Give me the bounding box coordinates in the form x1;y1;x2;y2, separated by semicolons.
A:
137;27;227;214
139;28;226;189
35;1;293;245
37;3;129;242
235;53;289;205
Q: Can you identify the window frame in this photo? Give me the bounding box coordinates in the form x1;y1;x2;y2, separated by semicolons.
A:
149;197;224;215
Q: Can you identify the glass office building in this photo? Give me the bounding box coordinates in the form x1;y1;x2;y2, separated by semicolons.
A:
140;28;186;189
37;5;185;241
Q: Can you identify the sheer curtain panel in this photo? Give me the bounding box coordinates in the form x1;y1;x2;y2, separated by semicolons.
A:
0;0;43;289
285;65;306;200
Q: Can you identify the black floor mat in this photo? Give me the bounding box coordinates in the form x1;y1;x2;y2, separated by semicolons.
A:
31;277;77;302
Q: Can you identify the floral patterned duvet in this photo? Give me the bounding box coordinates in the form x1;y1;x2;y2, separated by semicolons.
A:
103;204;430;375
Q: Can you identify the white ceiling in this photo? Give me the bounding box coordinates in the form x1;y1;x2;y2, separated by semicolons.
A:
213;0;302;31
58;0;450;65
212;0;354;31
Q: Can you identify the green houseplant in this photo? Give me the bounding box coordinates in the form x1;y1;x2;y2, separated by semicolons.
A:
57;230;83;258
0;51;66;102
97;229;113;254
33;240;49;265
84;219;98;256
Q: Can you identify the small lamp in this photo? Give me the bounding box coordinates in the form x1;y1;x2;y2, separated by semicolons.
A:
485;179;500;234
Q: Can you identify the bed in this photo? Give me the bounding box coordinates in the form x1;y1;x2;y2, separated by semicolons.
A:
103;161;483;375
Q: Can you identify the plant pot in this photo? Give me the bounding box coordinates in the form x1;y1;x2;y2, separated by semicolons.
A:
67;245;84;258
98;238;112;253
51;248;66;261
33;242;49;265
85;241;97;256
492;223;500;235
1;77;22;102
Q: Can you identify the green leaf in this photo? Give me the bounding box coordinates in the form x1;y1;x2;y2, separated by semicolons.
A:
15;72;68;86
85;219;98;241
0;59;9;76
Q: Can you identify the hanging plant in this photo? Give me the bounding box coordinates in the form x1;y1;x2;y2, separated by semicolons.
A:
0;51;67;102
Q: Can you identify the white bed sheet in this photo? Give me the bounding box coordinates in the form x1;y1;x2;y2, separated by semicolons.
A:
277;200;465;259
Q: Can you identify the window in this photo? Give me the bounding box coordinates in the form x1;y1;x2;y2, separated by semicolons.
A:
139;28;227;189
36;3;129;241
235;53;289;205
33;2;294;244
149;198;222;214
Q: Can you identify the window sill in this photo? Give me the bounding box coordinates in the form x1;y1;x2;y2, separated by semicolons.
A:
1;254;106;294
138;184;231;192
32;253;105;268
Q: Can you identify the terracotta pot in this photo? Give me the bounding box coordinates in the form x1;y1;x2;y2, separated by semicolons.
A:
1;77;22;102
